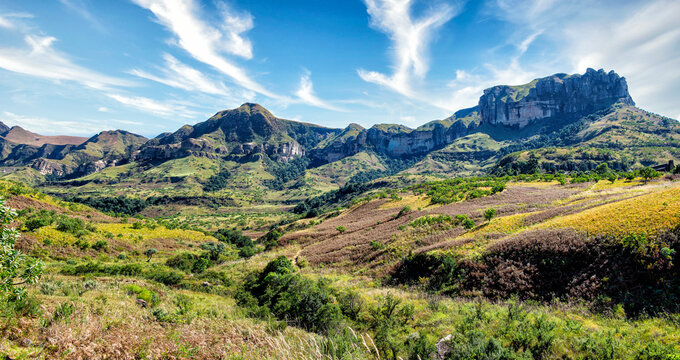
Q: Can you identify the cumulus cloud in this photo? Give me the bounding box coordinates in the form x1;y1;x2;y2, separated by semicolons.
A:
295;70;344;111
106;94;198;118
0;34;133;89
358;0;459;96
132;0;276;98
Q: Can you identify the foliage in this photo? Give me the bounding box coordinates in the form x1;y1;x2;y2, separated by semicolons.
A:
264;156;310;190
638;167;660;183
202;170;232;192
408;178;506;205
241;256;343;334
144;248;157;262
214;228;254;258
484;208;497;223
0;198;43;300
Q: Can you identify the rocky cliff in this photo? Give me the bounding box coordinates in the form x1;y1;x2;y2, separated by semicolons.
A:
310;108;479;164
479;68;634;128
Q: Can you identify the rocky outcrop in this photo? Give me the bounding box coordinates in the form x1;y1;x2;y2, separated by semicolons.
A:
479;68;634;128
31;158;69;176
310;113;478;164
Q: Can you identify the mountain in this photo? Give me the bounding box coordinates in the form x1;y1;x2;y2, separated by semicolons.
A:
0;125;88;146
0;129;147;178
1;68;678;204
478;68;634;127
135;103;339;163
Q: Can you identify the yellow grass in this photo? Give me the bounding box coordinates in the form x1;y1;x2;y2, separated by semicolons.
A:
591;178;644;190
378;194;434;210
96;223;216;243
540;184;680;236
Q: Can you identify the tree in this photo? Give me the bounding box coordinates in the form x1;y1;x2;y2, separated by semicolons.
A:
144;248;157;262
0;198;43;300
336;226;346;234
462;218;475;230
595;163;610;175
484;208;497;223
607;173;618;183
639;167;659;183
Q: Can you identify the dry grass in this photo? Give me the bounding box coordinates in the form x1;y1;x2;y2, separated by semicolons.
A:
539;183;680;236
2;277;375;360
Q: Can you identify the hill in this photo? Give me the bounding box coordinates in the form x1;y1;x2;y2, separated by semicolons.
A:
0;68;676;215
0;124;88;146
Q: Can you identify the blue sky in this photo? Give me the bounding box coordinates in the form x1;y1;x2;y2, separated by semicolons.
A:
0;0;678;137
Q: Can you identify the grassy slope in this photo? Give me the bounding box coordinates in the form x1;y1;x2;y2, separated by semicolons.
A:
3;179;680;358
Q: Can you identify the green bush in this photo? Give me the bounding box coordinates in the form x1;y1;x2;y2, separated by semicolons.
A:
92;240;108;251
244;256;343;334
56;216;87;235
148;269;184;286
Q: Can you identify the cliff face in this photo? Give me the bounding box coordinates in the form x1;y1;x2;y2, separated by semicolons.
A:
310;110;479;164
479;68;634;128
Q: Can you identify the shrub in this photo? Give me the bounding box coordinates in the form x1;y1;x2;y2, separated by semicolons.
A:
92;240;108;251
56;216;87;235
144;248;157;262
0;198;43;300
24;210;56;231
337;289;363;320
639;167;660;183
462;217;475;230
148;269;184;286
396;206;411;219
484;208;497;223
245;256;343;334
336;226;346;234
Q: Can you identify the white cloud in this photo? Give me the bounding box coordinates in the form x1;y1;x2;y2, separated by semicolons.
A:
132;0;277;98
59;0;106;32
491;0;680;120
295;70;344;111
0;15;13;29
0;111;102;135
97;107;110;112
107;94;198;118
358;0;459;96
0;34;133;89
130;53;231;97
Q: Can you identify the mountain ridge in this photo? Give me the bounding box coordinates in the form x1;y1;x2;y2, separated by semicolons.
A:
1;68;678;195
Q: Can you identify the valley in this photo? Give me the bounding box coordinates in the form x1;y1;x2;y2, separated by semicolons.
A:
2;69;680;359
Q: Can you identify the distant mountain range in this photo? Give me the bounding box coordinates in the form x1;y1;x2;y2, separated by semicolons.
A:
2;68;678;200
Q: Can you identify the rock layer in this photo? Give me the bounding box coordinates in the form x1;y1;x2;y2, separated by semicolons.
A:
479;68;634;128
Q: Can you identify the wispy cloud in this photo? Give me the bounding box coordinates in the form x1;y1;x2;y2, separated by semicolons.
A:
0;34;133;89
58;0;106;32
130;53;231;97
0;15;13;29
132;0;277;98
358;0;459;97
106;93;198;118
295;70;344;111
0;111;102;135
490;0;680;120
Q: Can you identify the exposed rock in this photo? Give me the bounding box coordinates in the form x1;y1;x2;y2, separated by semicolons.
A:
479;68;634;128
30;158;68;176
435;334;453;360
136;299;148;308
20;338;33;347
